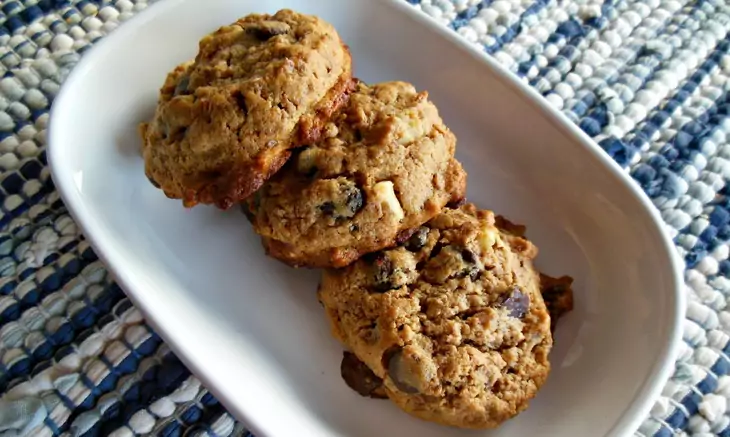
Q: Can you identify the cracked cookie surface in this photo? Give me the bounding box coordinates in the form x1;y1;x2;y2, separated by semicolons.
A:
245;81;466;267
318;204;556;429
140;9;353;208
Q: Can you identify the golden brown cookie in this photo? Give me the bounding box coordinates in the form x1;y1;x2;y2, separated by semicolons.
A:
140;10;354;209
318;204;556;429
244;81;466;268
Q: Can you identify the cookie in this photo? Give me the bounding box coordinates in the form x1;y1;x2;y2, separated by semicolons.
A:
140;10;354;209
318;204;557;429
244;81;466;267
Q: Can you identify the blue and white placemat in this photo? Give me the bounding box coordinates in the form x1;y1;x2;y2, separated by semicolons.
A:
0;0;726;435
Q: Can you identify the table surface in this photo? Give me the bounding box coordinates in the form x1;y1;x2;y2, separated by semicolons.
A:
0;0;726;436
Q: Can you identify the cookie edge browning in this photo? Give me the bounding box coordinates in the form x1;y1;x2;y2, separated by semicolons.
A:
140;34;355;209
260;157;467;268
181;61;355;209
188;73;356;209
318;204;556;429
385;236;551;429
297;58;357;145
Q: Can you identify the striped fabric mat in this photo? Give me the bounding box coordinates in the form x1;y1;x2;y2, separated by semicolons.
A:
0;0;727;435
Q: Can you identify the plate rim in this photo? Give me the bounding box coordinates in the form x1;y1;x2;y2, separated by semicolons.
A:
47;0;686;435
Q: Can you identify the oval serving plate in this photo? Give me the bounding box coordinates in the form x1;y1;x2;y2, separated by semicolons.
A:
48;0;684;436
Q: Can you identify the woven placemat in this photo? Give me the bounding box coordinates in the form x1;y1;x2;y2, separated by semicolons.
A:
0;0;726;435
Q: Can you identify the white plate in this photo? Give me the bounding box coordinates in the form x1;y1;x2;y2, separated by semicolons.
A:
48;0;685;436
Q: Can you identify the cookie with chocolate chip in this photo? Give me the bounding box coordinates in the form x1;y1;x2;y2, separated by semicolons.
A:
318;204;561;429
140;9;354;209
245;81;466;267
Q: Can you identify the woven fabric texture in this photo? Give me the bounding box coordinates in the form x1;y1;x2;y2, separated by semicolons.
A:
0;0;726;435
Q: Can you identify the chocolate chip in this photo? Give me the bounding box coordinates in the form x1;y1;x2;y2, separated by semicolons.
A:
383;347;419;394
501;287;530;318
406;227;429;252
457;248;481;280
429;242;445;258
461;248;477;264
174;75;190;96
340;352;386;399
319;183;364;220
455;266;480;281
370;253;396;292
345;187;364;215
350;224;359;232
248;21;290;40
446;197;466;208
456;266;480;282
319;201;336;215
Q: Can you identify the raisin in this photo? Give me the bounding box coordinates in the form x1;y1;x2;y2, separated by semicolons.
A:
396;228;417;245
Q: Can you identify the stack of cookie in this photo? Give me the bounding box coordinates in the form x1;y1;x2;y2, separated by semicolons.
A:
139;10;574;430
